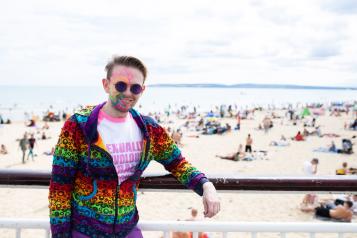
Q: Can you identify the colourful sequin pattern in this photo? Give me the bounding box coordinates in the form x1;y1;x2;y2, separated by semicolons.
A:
49;104;208;238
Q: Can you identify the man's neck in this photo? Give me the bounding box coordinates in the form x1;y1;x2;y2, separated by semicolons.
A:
102;101;128;118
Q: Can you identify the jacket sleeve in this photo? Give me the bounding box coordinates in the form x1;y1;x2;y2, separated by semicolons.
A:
48;116;80;237
150;122;209;196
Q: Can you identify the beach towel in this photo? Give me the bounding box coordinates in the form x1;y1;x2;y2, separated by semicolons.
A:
313;148;337;153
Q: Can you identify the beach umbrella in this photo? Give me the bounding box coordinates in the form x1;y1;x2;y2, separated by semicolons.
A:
301;107;311;117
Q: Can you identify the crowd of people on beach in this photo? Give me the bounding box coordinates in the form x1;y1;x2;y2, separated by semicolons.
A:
1;100;356;225
0;108;61;163
298;158;357;222
157;101;357;222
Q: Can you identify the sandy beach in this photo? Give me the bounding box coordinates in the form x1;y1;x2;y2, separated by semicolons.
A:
0;107;356;238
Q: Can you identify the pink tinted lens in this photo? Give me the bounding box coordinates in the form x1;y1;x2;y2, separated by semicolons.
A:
130;84;143;95
115;81;127;93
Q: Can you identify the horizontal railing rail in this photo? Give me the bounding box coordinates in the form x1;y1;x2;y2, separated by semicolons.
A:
1;218;357;238
1;169;357;192
1;170;357;237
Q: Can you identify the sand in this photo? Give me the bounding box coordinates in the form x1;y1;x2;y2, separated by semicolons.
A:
0;109;356;238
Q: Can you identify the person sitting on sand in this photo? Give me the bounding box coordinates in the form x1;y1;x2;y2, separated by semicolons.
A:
304;158;319;175
269;135;290;147
171;208;209;238
216;144;245;161
172;129;183;146
350;118;357;130
0;144;8;155
336;162;350;175
294;131;304;141
262;116;272;133
300;194;319;212
216;123;231;135
43;147;55;156
301;158;319;211
303;128;310;137
26;119;36;127
42;122;50;130
41;131;51;140
186;208;209;238
308;126;322;137
225;123;231;132
171;209;202;238
315;201;353;222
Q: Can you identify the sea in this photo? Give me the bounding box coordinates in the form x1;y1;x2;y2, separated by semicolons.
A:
0;86;356;121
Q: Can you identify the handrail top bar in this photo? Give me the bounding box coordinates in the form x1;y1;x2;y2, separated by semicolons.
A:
0;218;357;232
1;169;357;192
1;169;357;180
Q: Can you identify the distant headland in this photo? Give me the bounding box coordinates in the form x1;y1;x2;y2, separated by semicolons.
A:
148;83;357;90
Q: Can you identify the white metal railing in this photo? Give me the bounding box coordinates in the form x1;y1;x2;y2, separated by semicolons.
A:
1;218;357;238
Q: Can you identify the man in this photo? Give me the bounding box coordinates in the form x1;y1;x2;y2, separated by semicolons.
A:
235;113;240;130
303;158;318;176
315;201;353;222
27;134;36;161
351;194;357;214
49;56;220;238
245;134;252;153
19;133;28;164
301;158;319;210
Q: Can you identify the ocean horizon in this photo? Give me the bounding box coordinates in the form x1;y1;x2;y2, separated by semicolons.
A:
0;85;356;121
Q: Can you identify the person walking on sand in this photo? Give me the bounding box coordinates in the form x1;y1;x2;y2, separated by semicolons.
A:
27;134;37;161
19;133;28;164
49;56;220;238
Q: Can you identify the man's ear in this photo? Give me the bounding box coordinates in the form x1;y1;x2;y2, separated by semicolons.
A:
141;85;146;93
102;78;110;93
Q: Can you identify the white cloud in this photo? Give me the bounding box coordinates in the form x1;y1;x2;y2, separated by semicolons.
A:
0;0;357;86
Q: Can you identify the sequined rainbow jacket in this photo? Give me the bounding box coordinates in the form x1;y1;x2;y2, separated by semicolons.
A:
48;102;209;238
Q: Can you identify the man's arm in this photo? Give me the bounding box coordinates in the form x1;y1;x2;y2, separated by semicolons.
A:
48;116;80;237
151;123;220;217
312;165;318;174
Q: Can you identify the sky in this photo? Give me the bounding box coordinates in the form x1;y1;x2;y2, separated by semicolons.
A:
1;0;357;87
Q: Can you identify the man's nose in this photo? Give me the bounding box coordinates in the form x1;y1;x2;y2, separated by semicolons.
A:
122;85;134;96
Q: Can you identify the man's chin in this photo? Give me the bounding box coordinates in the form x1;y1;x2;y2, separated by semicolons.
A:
113;105;131;113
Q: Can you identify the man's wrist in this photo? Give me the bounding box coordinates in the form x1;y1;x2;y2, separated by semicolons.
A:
202;181;215;190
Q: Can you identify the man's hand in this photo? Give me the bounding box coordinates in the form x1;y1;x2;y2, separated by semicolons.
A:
202;182;220;218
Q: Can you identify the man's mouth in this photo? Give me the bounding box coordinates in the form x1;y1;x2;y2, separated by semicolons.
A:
119;98;133;103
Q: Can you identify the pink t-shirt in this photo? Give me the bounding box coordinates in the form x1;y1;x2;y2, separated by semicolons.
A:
97;109;143;184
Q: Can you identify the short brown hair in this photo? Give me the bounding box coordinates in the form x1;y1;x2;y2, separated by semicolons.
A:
105;56;147;81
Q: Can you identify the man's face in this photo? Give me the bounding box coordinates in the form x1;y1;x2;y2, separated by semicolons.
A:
102;65;145;113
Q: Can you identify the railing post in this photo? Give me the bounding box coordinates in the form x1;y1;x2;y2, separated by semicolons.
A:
45;229;50;238
15;228;21;238
163;231;170;238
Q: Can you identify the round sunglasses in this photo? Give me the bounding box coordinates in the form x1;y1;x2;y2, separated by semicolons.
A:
114;81;144;95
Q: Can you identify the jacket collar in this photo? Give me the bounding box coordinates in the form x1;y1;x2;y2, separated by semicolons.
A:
81;101;149;144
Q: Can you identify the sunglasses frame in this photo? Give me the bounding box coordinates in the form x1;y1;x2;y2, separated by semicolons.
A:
114;81;144;95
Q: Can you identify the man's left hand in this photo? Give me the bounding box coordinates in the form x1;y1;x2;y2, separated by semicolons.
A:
202;182;220;218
